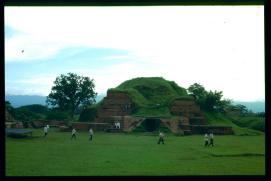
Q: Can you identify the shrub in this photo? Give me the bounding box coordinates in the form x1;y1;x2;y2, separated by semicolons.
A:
248;120;265;132
46;110;70;121
79;107;97;122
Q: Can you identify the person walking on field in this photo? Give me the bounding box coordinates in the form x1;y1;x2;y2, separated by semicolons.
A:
71;128;77;140
209;133;214;147
89;128;94;141
157;131;165;144
204;133;209;147
43;125;48;138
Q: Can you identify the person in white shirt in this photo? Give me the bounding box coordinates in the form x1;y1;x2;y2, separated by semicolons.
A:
89;128;94;141
44;126;48;138
71;128;77;140
157;131;165;144
46;124;50;131
116;122;120;129
209;133;214;147
204;133;209;147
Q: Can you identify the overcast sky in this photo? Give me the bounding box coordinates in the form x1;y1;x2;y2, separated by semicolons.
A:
5;6;264;102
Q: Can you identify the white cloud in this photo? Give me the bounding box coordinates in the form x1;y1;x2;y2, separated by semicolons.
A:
5;74;57;96
4;6;264;101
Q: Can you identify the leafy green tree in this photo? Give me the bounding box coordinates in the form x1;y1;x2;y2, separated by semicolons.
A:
217;98;232;112
235;104;249;115
256;112;265;117
14;108;43;121
188;83;231;112
204;90;223;111
46;109;70;121
46;73;97;118
79;106;97;122
248;120;265;132
18;104;48;115
6;102;45;125
5;101;15;115
187;83;207;109
187;83;206;100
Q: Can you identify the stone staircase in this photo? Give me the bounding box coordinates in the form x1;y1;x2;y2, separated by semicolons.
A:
122;117;144;132
178;116;192;135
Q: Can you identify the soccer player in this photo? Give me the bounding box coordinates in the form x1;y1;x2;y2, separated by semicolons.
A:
44;126;48;138
157;131;165;144
71;128;77;140
209;133;214;147
89;128;94;141
204;133;209;147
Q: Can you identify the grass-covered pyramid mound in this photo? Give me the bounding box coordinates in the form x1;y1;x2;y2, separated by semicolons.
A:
108;77;194;117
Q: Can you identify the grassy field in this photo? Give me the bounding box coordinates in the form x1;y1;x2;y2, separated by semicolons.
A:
5;129;265;176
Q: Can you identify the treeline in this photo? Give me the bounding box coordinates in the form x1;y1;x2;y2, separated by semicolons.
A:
5;101;97;122
188;83;265;132
188;83;264;115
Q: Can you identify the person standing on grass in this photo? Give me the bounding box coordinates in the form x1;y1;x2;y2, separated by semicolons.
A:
47;124;50;130
71;128;77;140
209;133;214;147
157;131;165;144
204;133;209;147
44;125;48;138
89;128;94;141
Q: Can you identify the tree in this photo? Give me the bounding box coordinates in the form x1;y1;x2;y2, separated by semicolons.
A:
18;104;48;115
187;83;207;109
188;83;230;112
5;101;15;115
79;106;97;122
5;101;16;122
187;83;207;100
234;104;249;115
46;108;70;121
46;73;97;118
204;90;223;111
217;98;233;113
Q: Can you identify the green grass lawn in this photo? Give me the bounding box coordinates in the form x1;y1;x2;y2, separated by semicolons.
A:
6;129;265;176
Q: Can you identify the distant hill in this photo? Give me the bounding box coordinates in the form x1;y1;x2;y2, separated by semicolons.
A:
233;101;265;113
5;94;106;108
5;95;47;108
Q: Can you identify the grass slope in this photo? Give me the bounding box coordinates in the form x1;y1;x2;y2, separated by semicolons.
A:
204;112;263;136
231;116;265;132
6;129;265;176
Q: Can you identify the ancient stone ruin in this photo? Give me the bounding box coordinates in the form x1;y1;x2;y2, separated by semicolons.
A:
95;90;233;135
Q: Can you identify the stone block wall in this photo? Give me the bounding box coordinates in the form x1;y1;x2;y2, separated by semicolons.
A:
160;119;179;133
71;122;110;131
32;120;45;128
42;120;66;126
170;100;206;125
11;122;24;129
97;91;134;119
170;100;200;115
